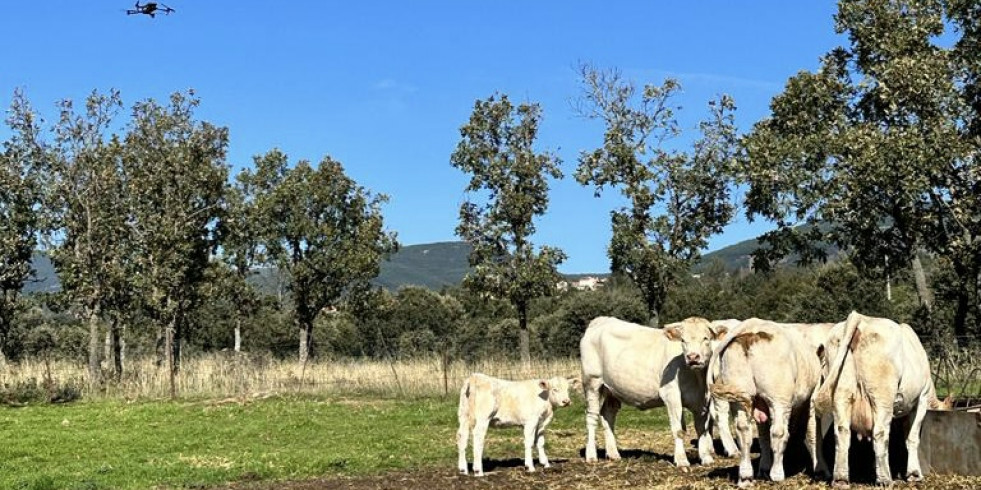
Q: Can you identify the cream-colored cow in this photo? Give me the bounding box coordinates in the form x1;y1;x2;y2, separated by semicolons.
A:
706;320;833;459
708;318;830;487
456;373;579;476
580;316;729;469
814;311;939;486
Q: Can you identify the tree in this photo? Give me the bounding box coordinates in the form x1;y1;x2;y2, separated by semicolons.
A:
242;149;397;366
575;65;738;326
0;91;48;366
46;90;134;387
739;0;981;343
450;94;566;364
218;172;263;352
122;91;229;397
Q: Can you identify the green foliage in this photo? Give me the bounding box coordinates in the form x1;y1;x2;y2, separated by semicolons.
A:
740;0;981;340
240;150;398;363
0;91;48;361
575;64;738;325
451;93;566;362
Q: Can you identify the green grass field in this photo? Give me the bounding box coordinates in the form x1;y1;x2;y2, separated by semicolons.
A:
0;395;667;489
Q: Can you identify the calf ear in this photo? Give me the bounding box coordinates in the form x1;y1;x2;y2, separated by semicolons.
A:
711;325;728;339
664;325;682;341
567;377;582;390
538;379;549;391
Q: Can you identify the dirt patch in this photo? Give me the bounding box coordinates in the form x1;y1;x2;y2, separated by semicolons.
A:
223;457;981;490
221;427;981;490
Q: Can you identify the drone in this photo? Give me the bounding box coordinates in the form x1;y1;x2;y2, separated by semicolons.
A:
126;2;175;18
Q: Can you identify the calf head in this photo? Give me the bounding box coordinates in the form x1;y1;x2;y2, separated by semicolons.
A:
539;376;581;407
664;317;728;369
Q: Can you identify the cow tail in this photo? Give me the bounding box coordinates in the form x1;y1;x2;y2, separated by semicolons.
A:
706;332;745;408
458;376;474;427
814;311;862;416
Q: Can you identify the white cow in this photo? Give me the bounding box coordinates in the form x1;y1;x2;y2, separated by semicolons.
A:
456;372;580;476
580;316;729;468
706;320;833;459
708;318;829;487
814;311;939;486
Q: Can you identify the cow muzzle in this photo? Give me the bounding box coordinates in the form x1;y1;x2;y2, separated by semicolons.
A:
686;354;704;368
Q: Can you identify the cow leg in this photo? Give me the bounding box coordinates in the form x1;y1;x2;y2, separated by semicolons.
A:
599;394;622;460
871;403;894;486
734;405;755;487
661;386;692;469
456;418;470;475
756;418;773;479
536;426;551;469
523;422;538;472
472;418;491;477
714;398;740;457
905;396;929;482
584;378;603;462
766;404;790;482
694;403;715;465
832;399;853;487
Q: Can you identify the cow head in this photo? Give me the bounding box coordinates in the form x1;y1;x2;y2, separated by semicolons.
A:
539;376;580;407
664;317;729;369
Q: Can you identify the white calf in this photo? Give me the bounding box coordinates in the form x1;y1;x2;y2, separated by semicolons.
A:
456;373;579;476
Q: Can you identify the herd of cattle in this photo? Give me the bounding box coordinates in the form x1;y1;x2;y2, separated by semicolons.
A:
457;311;948;487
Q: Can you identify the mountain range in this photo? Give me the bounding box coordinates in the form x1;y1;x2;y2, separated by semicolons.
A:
22;238;763;294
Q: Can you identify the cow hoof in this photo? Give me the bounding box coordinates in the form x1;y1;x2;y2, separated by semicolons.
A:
458;469;468;476
833;480;850;489
701;455;715;465
737;478;754;488
474;472;485;478
585;457;597;463
907;471;923;482
678;465;691;474
607;453;622;461
526;467;536;473
875;479;893;487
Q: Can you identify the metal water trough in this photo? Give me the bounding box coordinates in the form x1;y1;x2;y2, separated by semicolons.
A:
919;403;981;476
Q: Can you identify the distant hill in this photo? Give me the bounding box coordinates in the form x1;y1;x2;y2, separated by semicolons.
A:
20;234;834;296
374;241;473;290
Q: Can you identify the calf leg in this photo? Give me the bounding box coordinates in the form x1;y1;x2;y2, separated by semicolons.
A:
536;427;550;469
599;395;622;460
523;422;538;472
471;418;491;477
905;397;929;482
457;419;470;474
661;386;692;469
734;406;755;488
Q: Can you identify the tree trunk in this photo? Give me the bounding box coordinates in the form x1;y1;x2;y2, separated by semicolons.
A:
87;307;102;390
104;329;112;364
517;303;530;365
111;321;123;380
954;289;969;348
912;255;934;312
166;315;176;399
298;315;313;367
234;317;242;353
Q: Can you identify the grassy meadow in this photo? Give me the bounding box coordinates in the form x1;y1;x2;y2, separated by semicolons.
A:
0;392;665;489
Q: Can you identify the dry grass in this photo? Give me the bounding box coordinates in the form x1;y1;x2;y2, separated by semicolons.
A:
0;354;582;400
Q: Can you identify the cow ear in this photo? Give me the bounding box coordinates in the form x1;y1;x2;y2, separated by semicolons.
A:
664;326;682;341
538;379;549;391
711;325;728;339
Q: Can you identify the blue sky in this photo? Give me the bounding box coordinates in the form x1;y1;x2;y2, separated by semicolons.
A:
1;1;844;273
